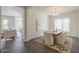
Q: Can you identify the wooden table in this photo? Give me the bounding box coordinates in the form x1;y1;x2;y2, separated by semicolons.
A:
52;31;62;35
45;31;62;35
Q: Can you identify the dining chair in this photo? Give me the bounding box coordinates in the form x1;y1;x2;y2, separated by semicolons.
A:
44;32;54;46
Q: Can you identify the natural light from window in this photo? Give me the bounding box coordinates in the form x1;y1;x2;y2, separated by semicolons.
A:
54;17;70;32
3;19;9;29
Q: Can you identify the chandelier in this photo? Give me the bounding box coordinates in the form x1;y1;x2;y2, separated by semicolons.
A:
49;7;62;16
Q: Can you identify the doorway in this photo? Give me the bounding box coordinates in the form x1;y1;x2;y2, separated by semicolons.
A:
0;6;25;53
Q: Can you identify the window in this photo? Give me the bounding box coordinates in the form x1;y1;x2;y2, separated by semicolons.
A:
54;18;70;32
55;19;62;31
17;17;22;29
1;16;15;30
62;18;70;32
3;19;9;29
15;17;22;30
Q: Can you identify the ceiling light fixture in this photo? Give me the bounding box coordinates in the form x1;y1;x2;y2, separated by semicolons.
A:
49;7;62;16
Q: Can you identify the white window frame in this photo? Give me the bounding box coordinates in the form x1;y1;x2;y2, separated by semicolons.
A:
54;17;70;32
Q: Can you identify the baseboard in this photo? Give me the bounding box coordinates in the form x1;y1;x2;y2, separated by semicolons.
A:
23;38;29;42
23;36;42;42
28;36;43;41
68;36;79;39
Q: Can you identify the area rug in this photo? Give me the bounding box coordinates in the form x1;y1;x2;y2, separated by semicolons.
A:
34;37;71;53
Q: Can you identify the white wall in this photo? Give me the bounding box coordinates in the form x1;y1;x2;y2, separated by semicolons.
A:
26;8;48;41
77;11;79;38
48;15;55;31
48;10;79;37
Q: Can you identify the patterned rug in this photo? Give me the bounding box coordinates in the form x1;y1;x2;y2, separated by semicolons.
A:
34;37;72;53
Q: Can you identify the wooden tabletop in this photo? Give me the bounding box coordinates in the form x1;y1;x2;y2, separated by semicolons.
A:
45;31;63;36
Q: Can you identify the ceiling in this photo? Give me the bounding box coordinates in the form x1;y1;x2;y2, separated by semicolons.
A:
26;6;79;15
